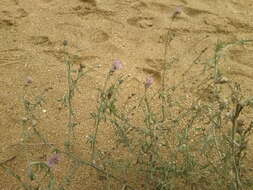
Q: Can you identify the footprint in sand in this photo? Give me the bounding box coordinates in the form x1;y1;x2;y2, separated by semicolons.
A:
130;1;148;11
127;16;155;29
44;50;83;65
0;6;28;30
229;50;253;70
90;29;110;43
41;0;54;3
226;49;253;80
0;49;27;66
136;58;165;82
183;6;214;17
44;49;100;67
15;8;28;18
72;4;96;16
145;58;164;71
0;19;16;29
148;2;173;13
30;36;52;46
79;0;96;6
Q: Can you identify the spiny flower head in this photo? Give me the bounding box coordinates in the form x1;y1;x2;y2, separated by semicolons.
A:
47;153;60;168
111;59;123;71
172;6;183;20
145;77;154;89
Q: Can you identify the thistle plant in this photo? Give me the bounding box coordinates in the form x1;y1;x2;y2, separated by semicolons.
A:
1;33;253;190
89;59;124;162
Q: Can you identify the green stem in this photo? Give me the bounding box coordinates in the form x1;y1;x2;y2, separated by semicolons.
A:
91;72;111;161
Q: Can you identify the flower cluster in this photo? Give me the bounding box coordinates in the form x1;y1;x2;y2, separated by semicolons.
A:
145;77;154;89
47;153;60;168
172;6;182;20
111;59;123;71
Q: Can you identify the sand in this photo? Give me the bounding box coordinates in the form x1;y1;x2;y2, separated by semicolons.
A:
0;0;253;189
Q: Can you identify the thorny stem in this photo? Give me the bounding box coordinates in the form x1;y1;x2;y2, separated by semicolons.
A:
60;150;136;190
143;88;157;169
91;112;101;161
161;30;170;122
64;45;75;146
214;47;219;81
231;103;243;190
91;72;111;161
160;21;176;122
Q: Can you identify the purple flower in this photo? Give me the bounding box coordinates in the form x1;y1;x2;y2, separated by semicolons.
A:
175;6;182;14
145;77;154;88
172;6;182;20
112;60;123;71
47;153;60;167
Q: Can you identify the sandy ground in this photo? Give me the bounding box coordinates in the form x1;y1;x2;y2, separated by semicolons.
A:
0;0;253;189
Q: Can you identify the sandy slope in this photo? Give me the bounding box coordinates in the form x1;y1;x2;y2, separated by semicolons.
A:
0;0;253;189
